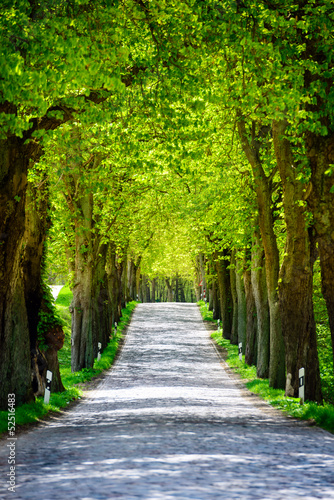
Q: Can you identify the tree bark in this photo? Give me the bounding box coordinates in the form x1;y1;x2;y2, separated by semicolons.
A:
251;229;270;378
273;120;322;402
236;256;247;353
179;279;186;303
23;180;66;394
151;278;156;303
244;251;257;366
237;117;285;389
166;278;173;302
230;249;239;345
306;132;334;372
175;274;179;302
0;137;36;408
95;243;111;351
215;249;232;339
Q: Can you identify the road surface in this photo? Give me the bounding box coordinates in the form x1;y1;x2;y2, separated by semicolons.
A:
1;303;334;499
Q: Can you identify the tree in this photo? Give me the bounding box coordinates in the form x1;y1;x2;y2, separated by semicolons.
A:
0;0;132;407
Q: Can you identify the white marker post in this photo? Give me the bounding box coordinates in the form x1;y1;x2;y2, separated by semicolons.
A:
97;342;102;361
238;342;243;362
299;367;305;404
217;319;220;333
114;322;117;337
44;370;52;404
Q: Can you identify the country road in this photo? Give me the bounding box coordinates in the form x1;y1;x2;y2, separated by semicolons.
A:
1;303;334;499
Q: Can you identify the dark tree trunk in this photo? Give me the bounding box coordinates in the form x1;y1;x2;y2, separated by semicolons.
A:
95;244;111;351
127;260;135;301
194;256;202;301
175;274;179;302
251;229;270;378
69;186;97;372
215;249;232;338
179;279;186;303
151;278;156;303
107;245;122;328
273;120;322;402
230;249;239;345
236;255;247;353
244;252;257;366
145;276;151;303
0;137;36;408
237;118;285;389
120;253;127;310
199;253;206;299
23;180;65;394
71;262;95;371
306;132;334;373
166;278;173;302
211;278;220;320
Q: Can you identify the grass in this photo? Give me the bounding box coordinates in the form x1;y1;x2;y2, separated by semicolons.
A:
0;287;137;437
198;300;334;434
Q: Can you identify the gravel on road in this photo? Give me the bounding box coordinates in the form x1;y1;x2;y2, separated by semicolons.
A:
1;303;334;500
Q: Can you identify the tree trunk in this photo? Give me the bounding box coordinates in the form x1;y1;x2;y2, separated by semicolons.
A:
166;278;173;302
175;274;179;302
23;180;65;394
69;183;96;372
0;137;36;409
273;120;322;402
211;278;220;320
107;244;122;327
127;260;135;301
306;132;334;372
179;279;186;303
71;261;95;371
236;256;247;354
251;229;270;378
244;253;257;366
215;249;232;339
95;243;111;351
151;278;156;303
237;117;285;389
120;252;127;310
194;256;202;301
199;253;206;299
230;249;239;345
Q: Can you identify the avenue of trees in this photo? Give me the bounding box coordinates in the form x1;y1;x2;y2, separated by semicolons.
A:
0;0;333;409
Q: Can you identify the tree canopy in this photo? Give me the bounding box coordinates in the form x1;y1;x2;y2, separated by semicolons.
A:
1;0;334;408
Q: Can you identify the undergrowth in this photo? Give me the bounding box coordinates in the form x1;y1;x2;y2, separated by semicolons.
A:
198;300;334;434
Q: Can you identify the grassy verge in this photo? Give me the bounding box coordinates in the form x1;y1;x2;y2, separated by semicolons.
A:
0;288;137;437
198;301;334;434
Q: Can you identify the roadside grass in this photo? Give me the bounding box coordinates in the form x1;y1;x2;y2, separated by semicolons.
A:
198;301;334;434
0;287;136;437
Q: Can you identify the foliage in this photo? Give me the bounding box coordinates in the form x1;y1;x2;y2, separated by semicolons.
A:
56;286;137;386
210;331;334;434
198;300;215;322
37;282;64;351
317;324;334;404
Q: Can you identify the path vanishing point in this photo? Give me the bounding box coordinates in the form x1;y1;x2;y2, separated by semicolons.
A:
1;303;334;499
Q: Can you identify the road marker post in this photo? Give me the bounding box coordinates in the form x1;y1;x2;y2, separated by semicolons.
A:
44;370;52;404
238;343;242;362
299;367;305;404
97;342;102;361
